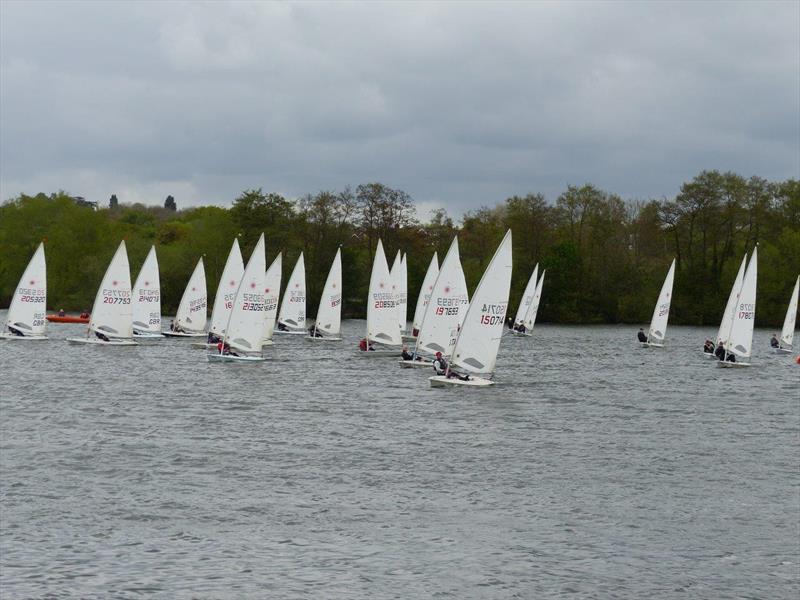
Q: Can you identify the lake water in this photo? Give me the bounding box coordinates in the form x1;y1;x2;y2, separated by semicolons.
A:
1;317;798;599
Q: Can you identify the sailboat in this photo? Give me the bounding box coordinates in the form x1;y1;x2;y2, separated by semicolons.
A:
400;238;468;368
131;246;163;338
510;264;538;336
1;242;47;340
430;230;513;387
402;251;439;342
360;239;402;356
395;252;408;335
67;241;137;346
717;247;757;368
199;239;244;347
704;254;747;358
261;252;282;346
640;258;676;348
276;252;306;334
208;233;268;362
775;275;799;354
307;248;342;341
163;258;207;337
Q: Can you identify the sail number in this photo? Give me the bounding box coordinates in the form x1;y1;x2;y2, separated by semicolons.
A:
103;297;131;304
738;303;755;319
435;306;459;316
19;294;46;303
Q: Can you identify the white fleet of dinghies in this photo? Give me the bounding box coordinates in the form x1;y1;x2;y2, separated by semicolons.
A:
1;242;47;340
775;276;799;354
208;234;268;362
276;252;306;334
718;247;758;367
261;253;282;345
641;258;676;348
430;230;513;387
67;241;136;346
307;247;343;341
164;258;207;337
361;239;402;355
403;251;438;342
401;237;468;368
131;245;163;338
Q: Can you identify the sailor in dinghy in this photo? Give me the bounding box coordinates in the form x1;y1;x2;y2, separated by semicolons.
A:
1;241;48;341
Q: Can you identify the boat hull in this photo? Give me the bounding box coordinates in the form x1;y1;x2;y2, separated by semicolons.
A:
429;375;494;387
358;348;401;357
702;351;717;360
47;315;89;324
306;336;342;342
716;360;750;368
401;334;417;342
274;329;306;335
399;359;432;369
641;341;664;348
772;347;793;354
133;330;164;338
66;337;138;346
510;330;532;337
0;333;48;341
162;331;206;338
206;353;266;363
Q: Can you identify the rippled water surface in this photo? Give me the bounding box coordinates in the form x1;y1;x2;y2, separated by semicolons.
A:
1;317;798;599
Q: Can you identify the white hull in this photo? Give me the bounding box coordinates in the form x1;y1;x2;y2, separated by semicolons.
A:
702;351;717;360
0;333;48;341
274;329;307;335
399;359;433;368
133;330;164;338
163;330;206;338
401;334;417;342
641;341;664;348
510;330;532;337
66;337;138;346
716;360;751;368
306;336;342;342
429;375;494;387
207;353;266;363
772;347;793;354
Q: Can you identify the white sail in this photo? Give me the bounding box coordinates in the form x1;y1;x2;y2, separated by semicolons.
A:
389;250;406;334
450;230;513;375
367;240;401;347
513;264;539;326
131;245;161;335
3;242;47;337
415;237;469;357
174;258;207;333
779;275;799;349
209;239;244;339
716;254;747;346
524;269;546;331
89;241;134;339
277;252;306;331
312;248;342;337
411;252;439;335
725;247;757;359
224;234;267;353
646;258;676;344
262;253;282;341
398;252;408;333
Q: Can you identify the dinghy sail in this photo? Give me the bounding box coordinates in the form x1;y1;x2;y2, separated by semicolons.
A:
406;252;439;340
513;264;538;329
407;237;468;365
131;245;162;337
430;230;513;387
642;258;675;348
777;275;799;353
277;252;306;333
718;247;757;367
262;252;282;343
208;233;267;362
308;248;342;340
362;239;402;354
525;269;546;335
67;241;136;345
208;239;244;343
1;242;47;340
165;258;207;337
716;254;747;348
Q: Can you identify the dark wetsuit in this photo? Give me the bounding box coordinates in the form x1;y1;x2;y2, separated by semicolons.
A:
637;331;648;343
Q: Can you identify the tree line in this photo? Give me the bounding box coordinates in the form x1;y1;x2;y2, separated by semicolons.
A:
0;170;797;327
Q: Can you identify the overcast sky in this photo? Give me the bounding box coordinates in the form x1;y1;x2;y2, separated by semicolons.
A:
1;0;798;219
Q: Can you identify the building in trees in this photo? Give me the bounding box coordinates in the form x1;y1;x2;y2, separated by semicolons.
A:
109;194;119;209
164;195;176;211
